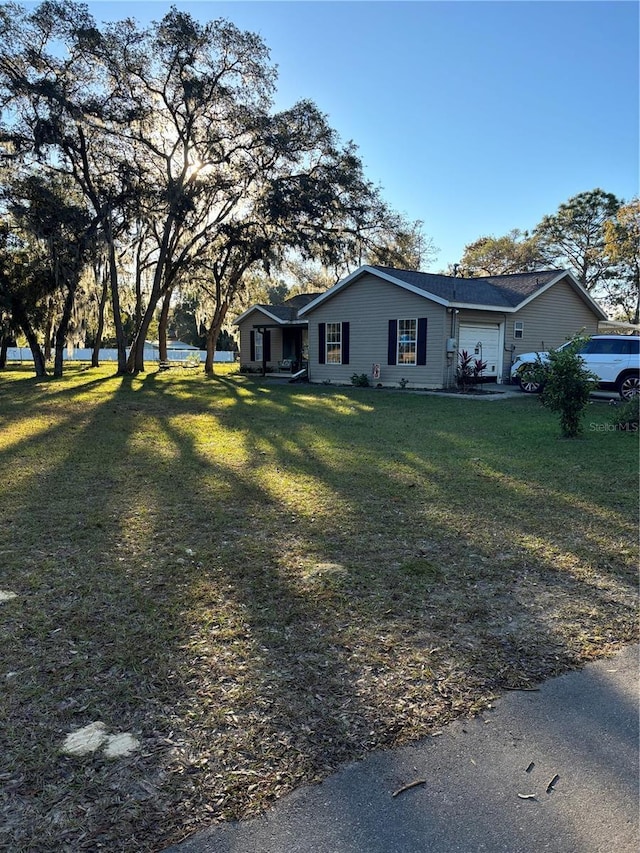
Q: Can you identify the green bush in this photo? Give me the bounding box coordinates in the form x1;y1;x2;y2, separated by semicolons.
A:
351;372;370;387
456;349;474;391
457;350;487;391
533;336;598;437
610;397;639;433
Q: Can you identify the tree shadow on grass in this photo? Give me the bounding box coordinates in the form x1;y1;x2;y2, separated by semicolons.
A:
0;371;636;852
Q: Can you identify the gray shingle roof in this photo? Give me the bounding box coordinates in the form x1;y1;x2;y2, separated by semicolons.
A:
372;266;563;308
253;304;299;322
249;293;323;323
283;292;324;309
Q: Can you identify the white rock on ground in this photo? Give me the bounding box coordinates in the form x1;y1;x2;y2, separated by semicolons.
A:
0;590;18;602
103;732;140;758
61;722;140;758
62;721;108;755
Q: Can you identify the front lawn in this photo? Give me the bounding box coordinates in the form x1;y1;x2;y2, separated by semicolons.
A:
1;365;637;852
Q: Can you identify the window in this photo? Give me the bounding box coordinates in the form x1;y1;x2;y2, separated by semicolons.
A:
250;329;270;362
388;318;427;366
318;322;349;365
398;319;417;365
514;321;524;339
326;322;342;363
254;330;263;362
584;337;640;356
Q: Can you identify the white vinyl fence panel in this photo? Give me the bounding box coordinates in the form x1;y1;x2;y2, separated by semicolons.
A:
6;347;236;363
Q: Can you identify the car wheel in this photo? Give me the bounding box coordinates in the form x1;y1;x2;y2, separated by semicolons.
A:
518;371;541;393
618;372;640;401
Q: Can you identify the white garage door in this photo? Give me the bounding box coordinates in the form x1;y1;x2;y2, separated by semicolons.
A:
458;324;501;378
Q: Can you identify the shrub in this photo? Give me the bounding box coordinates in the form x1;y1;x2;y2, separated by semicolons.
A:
610;397;639;432
351;372;370;387
534;336;598;437
456;350;474;391
457;350;488;391
473;357;487;382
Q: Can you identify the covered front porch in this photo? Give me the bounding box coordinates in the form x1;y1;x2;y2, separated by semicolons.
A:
250;323;309;376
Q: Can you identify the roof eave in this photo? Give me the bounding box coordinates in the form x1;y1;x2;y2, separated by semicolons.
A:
233;305;290;326
450;302;515;312
252;319;308;327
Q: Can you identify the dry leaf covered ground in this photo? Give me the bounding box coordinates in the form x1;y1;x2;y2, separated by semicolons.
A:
0;365;637;851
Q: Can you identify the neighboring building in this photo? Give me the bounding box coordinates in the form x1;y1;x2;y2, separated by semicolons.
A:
234;293;322;373
235;266;608;387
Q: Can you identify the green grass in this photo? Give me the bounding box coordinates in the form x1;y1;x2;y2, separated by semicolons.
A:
0;363;637;852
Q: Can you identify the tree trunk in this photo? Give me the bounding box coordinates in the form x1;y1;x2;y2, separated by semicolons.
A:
125;215;175;374
204;301;229;374
53;279;77;377
92;261;109;368
158;287;173;363
43;300;54;363
8;294;47;377
27;333;47;377
205;325;216;374
134;235;145;333
105;224;127;374
126;293;159;373
0;337;8;369
22;319;47;377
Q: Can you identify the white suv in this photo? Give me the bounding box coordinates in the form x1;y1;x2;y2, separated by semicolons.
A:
510;335;640;400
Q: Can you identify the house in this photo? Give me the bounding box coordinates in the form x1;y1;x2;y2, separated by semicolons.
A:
298;266;608;388
234;293;323;373
235;266;608;387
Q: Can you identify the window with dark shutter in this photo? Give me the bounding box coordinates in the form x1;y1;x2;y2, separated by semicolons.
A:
263;330;271;362
250;330;255;362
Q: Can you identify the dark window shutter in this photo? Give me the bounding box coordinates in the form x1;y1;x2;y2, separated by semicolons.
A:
388;320;397;365
263;330;271;362
342;322;350;365
417;317;428;365
318;323;326;364
250;330;255;361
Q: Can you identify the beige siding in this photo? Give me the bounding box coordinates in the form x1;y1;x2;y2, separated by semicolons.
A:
507;278;601;378
458;278;602;381
236;309;284;368
307;273;449;388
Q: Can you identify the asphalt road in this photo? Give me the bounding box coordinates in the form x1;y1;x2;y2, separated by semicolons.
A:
164;644;639;853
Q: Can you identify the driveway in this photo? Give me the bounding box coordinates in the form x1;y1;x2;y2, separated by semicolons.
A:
164;644;639;853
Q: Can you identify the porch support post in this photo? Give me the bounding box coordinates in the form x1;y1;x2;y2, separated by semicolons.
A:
257;326;267;376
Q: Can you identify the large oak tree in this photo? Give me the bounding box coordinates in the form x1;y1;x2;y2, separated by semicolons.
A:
2;2;425;374
459;229;544;276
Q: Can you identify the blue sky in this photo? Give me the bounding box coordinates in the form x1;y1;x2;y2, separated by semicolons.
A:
27;1;640;271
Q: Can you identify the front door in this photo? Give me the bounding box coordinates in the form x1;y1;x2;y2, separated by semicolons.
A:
282;328;306;369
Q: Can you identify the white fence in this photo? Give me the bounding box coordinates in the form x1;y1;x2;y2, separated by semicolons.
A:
5;347;236;364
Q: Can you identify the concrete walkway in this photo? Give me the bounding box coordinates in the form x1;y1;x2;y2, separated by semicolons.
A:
165;644;639;853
